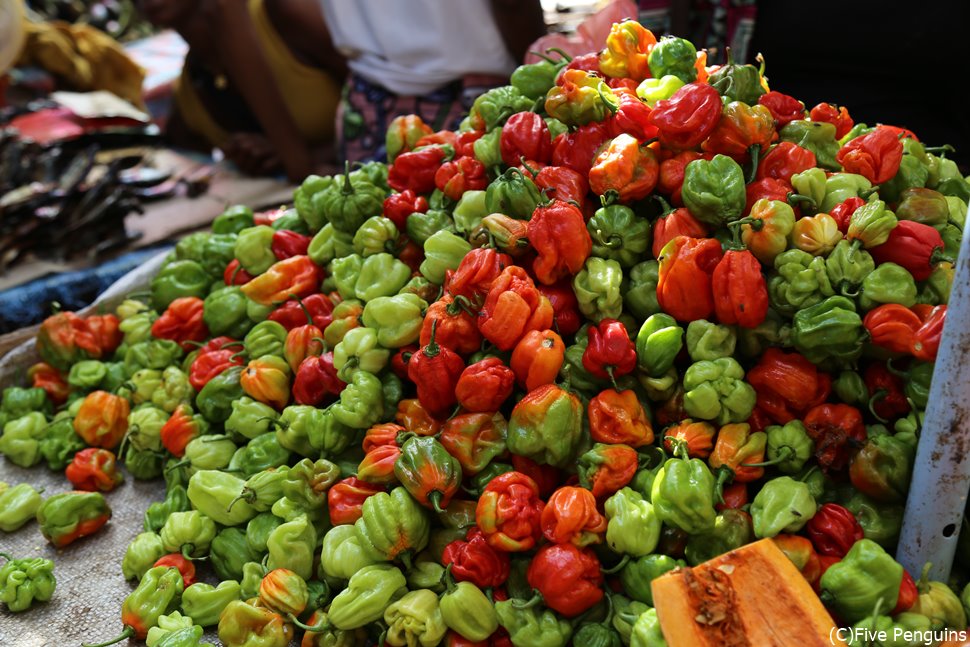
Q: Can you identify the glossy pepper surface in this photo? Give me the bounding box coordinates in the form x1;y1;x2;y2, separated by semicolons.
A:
507;384;583;469
37;491;111;548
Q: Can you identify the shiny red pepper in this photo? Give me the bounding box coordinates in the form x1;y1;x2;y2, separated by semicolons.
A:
537;280;582;337
283;324;325;372
267;293;334;331
527;199;592;285
271;229;312;260
746;348;830;424
442;526;511;588
551;121;612;175
188;344;244;391
829;196;866;234
656;235;723;323
809;102;854;139
836;126;904;185
652;203;708;257
66;448;123;492
446;247;512;304
151;297;208;351
711;249;769;329
224;259;254;285
608;86;658;142
435;156;489;201
421;295;482;357
159;404;203;457
657;151;705;205
454;358;516;413
805;503;864;557
477;266;554;351
756;142;817;184
292;352;344;406
408;321;465;418
526;543;603;617
388;145;449;194
28;362;69;406
153;553;197;587
864;303;947;361
85;314;123;357
530;165;589;211
870;220;950;281
383;189;429;230
583;319;636;382
757;91;806;129
647;82;722;150
327;476;385;525
893;571;919;615
864;362;911;422
500;112;553;167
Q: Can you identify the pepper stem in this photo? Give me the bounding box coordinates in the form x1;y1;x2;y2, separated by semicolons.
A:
923;144;955;155
519;157;541;179
600;189;621;208
867;389;890;424
741;446;793;468
428;490;446;514
511;590;543;610
341;161;354;196
930;248;954;266
786;191;817;212
423;320;441;359
917;562;933;594
713;466;734;504
440;563;457;594
288;613;331;633
544;47;573;62
226;487;254;512
664;436;690;462
293;296;314;326
746;144;761;184
651;194;675;217
600;554;630;575
81;627;135;647
0;552;11;562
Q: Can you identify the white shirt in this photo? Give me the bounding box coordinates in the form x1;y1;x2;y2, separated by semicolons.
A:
319;0;517;96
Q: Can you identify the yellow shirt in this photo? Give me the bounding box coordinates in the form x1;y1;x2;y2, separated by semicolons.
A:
175;0;339;148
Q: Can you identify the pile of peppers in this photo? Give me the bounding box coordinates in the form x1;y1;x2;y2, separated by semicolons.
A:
2;17;970;646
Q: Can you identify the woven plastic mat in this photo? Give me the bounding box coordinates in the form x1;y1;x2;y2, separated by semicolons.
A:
0;250;227;645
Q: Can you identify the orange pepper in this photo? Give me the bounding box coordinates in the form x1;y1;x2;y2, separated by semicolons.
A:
420;295;482;356
662;419;716;458
73;390;130;449
477;266;554;351
656;235;723;323
540;486;607;547
510;329;565;392
598;19;657;81
708;423;767;483
588;133;660;203
587;388;654;447
395;399;443;437
240;255;322;306
240;355;291;410
527;199;592;285
702;101;777;161
27;361;70;406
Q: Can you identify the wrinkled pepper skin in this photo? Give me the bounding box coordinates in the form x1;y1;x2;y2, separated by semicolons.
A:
0;553;56;612
37;491;112;548
506;384;584;470
328;563;408;630
476;471;545;553
819;539;903;624
651;446;717;534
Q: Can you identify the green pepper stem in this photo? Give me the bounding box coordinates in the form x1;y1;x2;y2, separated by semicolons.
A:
713;466;733;504
511;590;543;610
664;436;689;462
544;47;573;62
786;192;817;212
930;248;954;266
292;296;314;326
651;194;675;217
341;161;354;195
600;189;621;208
423;320;441;359
440;563;457;594
741;446;793;468
81;626;135;647
399;551;414;573
288;613;331;633
519;157;541;179
923;144;955;155
867;389;890;424
226;488;254;513
428;490;446;514
600;554;630;575
917;562;933;594
746;144;761;184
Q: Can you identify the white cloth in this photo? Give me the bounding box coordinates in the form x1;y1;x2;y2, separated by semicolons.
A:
319;0;517;96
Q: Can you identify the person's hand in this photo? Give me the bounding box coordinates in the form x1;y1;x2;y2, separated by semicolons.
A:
221;133;282;176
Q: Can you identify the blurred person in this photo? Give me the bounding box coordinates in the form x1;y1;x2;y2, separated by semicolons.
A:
317;0;545;162
139;0;346;181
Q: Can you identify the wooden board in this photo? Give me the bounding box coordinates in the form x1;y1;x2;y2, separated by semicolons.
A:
652;539;846;646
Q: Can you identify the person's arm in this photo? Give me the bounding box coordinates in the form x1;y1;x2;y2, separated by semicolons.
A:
212;0;313;181
490;0;547;63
